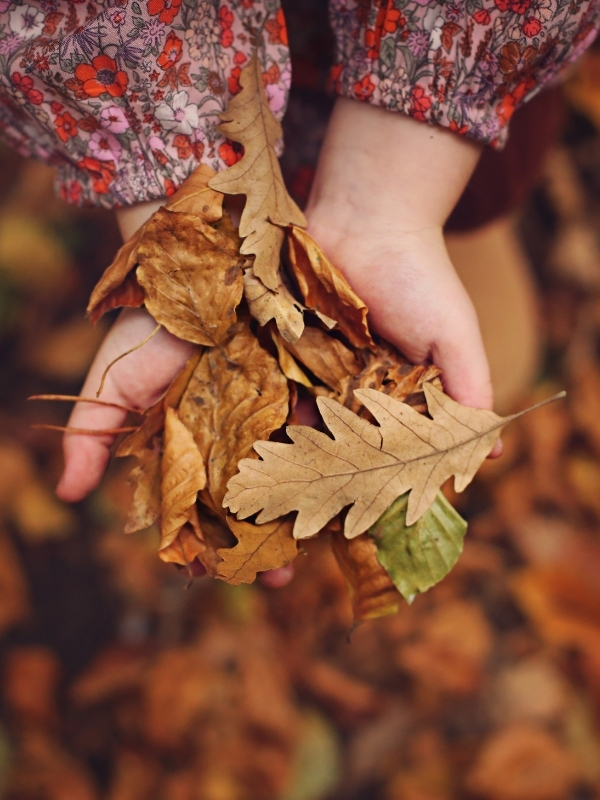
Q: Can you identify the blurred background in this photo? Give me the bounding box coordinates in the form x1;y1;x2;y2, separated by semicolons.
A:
3;13;600;800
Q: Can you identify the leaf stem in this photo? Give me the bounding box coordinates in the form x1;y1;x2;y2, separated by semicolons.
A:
96;324;162;398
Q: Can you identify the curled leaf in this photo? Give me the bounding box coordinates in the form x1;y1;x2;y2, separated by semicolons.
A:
159;408;207;555
244;267;304;344
281;326;361;393
330;528;401;622
208;54;307;290
287;226;374;350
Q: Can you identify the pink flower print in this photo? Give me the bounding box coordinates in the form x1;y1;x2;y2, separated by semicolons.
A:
108;8;126;28
100;105;129;134
88;130;122;162
0;1;11;12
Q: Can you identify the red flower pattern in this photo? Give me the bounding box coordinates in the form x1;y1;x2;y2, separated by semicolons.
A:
147;0;181;24
74;55;128;98
157;32;183;70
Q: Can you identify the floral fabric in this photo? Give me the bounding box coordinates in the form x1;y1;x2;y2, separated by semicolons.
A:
329;0;600;147
0;0;596;207
0;1;289;207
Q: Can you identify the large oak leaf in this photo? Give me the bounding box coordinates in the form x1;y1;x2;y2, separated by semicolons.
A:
225;385;552;539
208;55;306;290
136;208;244;346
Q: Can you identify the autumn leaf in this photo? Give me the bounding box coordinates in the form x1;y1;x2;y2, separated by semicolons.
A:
196;507;236;576
136;208;244;346
216;516;298;585
369;491;467;603
208;54;307;290
159;508;206;567
87;163;223;323
279;326;361;393
330;528;401;622
271;329;312;388
117;352;201;534
225;385;564;540
177;323;289;512
244;266;304;343
159;408;207;557
287;226;374;350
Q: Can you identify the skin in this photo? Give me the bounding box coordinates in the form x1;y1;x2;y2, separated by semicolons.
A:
56;99;501;585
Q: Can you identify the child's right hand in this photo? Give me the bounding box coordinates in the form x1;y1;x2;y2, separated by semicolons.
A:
305;98;496;418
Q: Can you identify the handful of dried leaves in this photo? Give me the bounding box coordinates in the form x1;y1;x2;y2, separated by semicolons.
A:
82;55;559;622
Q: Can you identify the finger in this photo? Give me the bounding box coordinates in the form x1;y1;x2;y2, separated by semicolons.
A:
57;309;196;502
431;308;503;459
259;565;295;588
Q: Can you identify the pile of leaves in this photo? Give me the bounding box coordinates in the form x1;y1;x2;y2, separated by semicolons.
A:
85;55;531;620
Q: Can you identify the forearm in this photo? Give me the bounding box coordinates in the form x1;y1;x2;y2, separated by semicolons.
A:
306;98;482;233
116;198;164;241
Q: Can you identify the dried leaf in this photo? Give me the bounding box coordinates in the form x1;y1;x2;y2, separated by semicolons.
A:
226;384;550;539
287;226;374;350
271;329;312;387
244;266;305;343
216;516;298;585
178;323;289;511
281;326;361;392
118;352;201;534
208;54;307;290
136;208;244;346
159;408;206;555
87;164;223;322
195;508;236;576
159;506;206;567
369;491;467;602
330;529;401;622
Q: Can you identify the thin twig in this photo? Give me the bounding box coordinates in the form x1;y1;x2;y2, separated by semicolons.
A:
31;424;138;435
97;324;162;398
28;394;142;415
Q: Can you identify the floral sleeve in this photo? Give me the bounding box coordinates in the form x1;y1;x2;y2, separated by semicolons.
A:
328;0;600;147
0;1;290;208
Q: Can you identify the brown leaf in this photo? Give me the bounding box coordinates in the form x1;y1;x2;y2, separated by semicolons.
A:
330;529;401;622
226;384;554;539
217;516;298;585
244;266;304;343
87;164;223;322
282;326;361;393
178;322;289;511
159;408;206;555
159;507;207;567
195;507;236;576
208;55;307;290
88;271;145;324
287;225;374;350
271;328;312;387
136;208;244;346
118;352;201;534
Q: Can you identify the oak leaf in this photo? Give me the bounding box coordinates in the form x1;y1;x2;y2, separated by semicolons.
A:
208;55;307;290
287;226;374;350
244;266;304;343
136;209;244;346
330;528;401;622
159;408;207;556
369;491;467;602
177;323;289;512
216;516;298;585
87;164;223;322
225;385;559;540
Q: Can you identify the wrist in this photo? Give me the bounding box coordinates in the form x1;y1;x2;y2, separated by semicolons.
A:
306;98;482;231
116;198;165;241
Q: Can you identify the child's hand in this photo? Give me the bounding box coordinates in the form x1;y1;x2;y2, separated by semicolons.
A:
56;307;196;503
305;99;498;422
